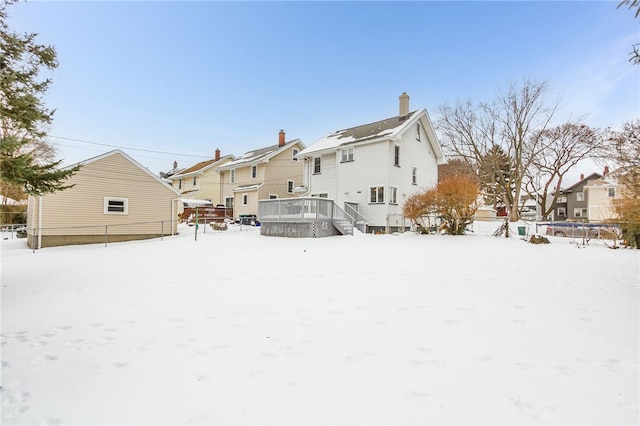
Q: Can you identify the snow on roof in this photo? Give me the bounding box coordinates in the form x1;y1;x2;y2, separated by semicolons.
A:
218;140;303;170
298;111;418;156
233;183;264;192
0;196;27;206
180;198;213;207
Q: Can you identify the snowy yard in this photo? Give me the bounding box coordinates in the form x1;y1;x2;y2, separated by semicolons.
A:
1;223;638;425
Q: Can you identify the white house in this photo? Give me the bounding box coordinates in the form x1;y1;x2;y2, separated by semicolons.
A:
295;93;446;233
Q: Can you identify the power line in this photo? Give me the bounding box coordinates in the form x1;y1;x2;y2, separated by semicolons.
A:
48;135;212;159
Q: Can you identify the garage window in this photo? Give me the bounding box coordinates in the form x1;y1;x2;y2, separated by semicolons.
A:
104;197;128;215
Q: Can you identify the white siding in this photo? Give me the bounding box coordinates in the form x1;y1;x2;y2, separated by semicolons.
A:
304;116;439;229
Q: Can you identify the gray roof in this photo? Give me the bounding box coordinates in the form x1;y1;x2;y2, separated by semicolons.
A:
218;139;303;170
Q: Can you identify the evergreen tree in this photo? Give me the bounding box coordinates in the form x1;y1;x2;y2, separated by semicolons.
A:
0;0;79;196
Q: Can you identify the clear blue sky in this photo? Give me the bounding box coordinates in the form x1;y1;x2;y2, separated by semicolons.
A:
8;0;640;178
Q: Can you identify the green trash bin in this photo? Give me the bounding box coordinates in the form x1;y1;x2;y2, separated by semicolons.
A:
518;226;526;236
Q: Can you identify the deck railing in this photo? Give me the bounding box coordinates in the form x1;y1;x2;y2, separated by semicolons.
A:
258;198;356;235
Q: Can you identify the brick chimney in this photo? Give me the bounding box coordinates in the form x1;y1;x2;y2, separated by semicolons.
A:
215;148;220;161
278;129;285;147
399;92;410;116
603;165;609;176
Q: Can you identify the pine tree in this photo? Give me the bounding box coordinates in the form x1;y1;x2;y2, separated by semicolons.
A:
0;0;79;196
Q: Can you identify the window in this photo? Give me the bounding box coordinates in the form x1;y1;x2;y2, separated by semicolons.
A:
178;179;182;190
608;187;616;197
230;169;235;183
557;196;567;203
269;194;277;200
416;123;421;141
242;194;248;206
574;208;588;218
576;192;584;201
251;165;257;179
412;167;417;185
104;197;128;215
287;180;294;194
225;197;234;208
311;193;328;198
390;186;398;204
292;148;299;162
314;157;321;174
370;186;384;203
557;207;566;217
341;147;354;162
394;145;400;167
193;176;197;186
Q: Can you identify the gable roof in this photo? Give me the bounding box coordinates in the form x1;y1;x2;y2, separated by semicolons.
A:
560;172;603;193
169;155;234;179
297;108;446;164
70;149;181;196
217;139;305;171
584;168;627;189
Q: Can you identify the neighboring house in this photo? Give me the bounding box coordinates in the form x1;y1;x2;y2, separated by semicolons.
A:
553;172;603;221
295;92;446;233
216;131;305;222
166;149;234;205
584;167;623;222
26;150;183;249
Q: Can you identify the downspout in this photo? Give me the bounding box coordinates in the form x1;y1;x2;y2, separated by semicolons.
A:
37;195;42;249
299;157;312;198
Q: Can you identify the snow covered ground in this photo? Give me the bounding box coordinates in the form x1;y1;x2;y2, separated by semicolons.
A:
1;222;638;425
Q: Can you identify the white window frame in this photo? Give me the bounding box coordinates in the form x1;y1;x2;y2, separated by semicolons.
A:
104;197;128;215
390;186;398;204
292;148;299;162
341;147;354;162
394;145;400;167
557;207;566;217
576;192;584;202
225;196;234;209
287;180;294;194
313;157;321;174
178;179;182;190
251;165;257;179
412;167;417;185
370;186;384;204
193;176;197;186
574;207;588;218
607;187;616;197
557;196;567;203
416;123;421;141
242;194;248;206
230;169;235;184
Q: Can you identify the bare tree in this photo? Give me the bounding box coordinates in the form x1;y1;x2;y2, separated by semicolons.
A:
437;78;556;221
617;0;640;64
524;123;601;219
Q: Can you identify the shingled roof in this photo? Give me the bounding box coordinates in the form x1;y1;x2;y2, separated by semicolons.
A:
217;139;303;170
171;155;233;178
298;111;420;156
